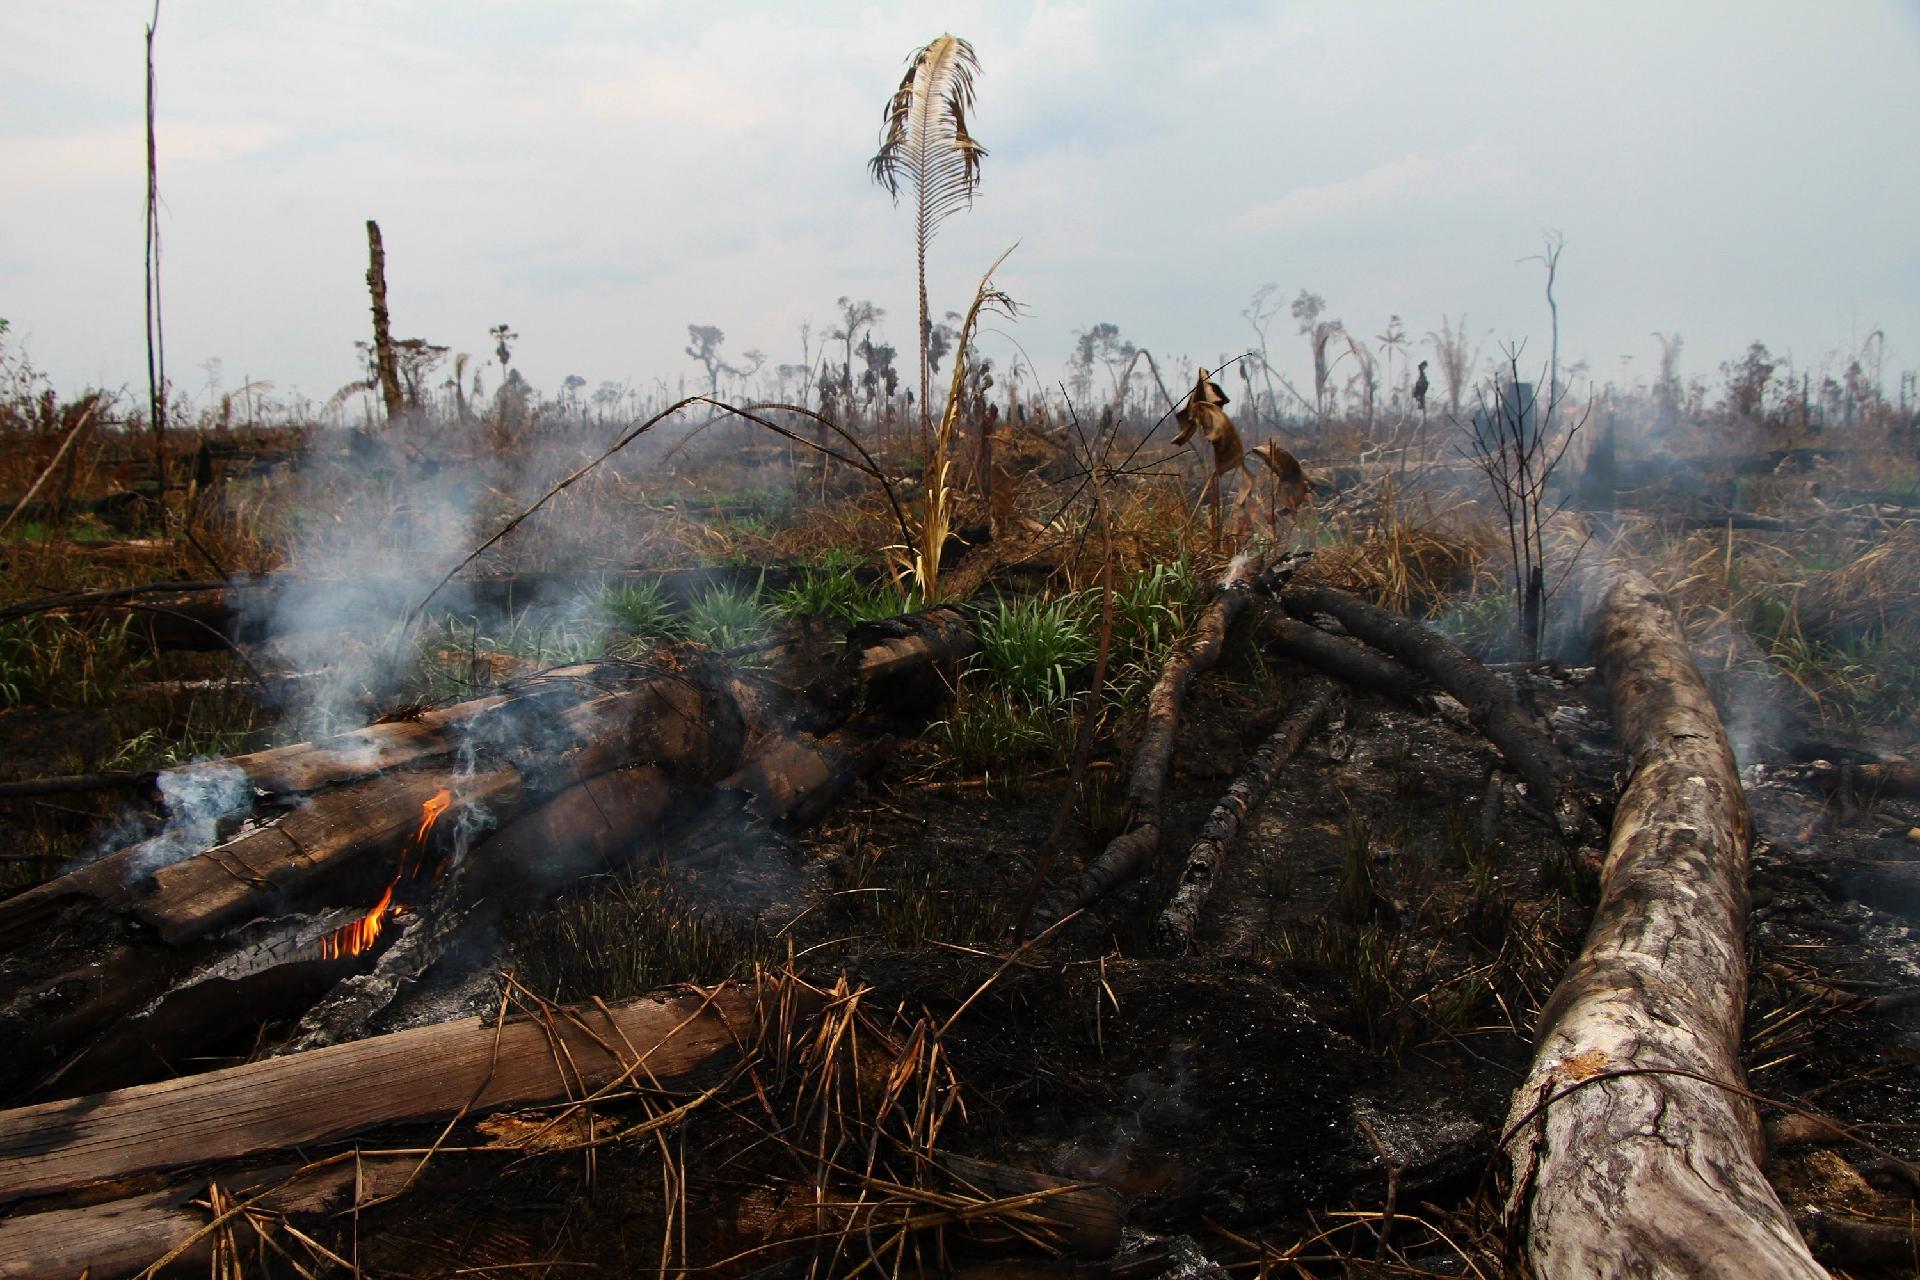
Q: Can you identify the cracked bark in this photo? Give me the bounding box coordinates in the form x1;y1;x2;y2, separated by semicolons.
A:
1499;565;1824;1279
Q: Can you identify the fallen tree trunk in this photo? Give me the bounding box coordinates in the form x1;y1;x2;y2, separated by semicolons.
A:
1155;675;1339;954
1499;565;1822;1279
0;980;787;1208
0;1155;419;1280
1035;552;1260;924
1280;584;1594;842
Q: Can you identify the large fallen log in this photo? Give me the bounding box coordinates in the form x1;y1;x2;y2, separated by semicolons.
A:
1499;565;1822;1279
1035;552;1260;923
1280;584;1595;842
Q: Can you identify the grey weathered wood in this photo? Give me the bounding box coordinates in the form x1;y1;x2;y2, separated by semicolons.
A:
1500;566;1823;1279
0;982;773;1207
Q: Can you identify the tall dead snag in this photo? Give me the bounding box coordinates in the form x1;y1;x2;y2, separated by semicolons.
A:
1155;675;1339;954
1036;552;1260;924
1280;584;1594;842
365;218;405;425
1500;566;1823;1279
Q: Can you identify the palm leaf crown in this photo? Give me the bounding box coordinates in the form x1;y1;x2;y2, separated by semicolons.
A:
869;34;987;246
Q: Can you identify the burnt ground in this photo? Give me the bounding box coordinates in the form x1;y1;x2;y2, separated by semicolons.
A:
272;597;1920;1276
4;578;1919;1276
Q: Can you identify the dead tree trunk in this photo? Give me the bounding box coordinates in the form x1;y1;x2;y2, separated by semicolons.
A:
365;219;405;425
1280;584;1594;842
1036;553;1260;924
1499;566;1823;1279
1154;676;1339;954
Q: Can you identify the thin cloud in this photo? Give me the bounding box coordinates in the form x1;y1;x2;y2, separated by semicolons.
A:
1231;143;1519;236
0;121;285;193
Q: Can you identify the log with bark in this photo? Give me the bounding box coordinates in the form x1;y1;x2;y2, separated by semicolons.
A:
1154;675;1340;954
1279;584;1596;843
1034;552;1261;924
1499;565;1823;1279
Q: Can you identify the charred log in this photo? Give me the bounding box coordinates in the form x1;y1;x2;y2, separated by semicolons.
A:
1260;614;1431;706
1035;553;1260;924
1154;676;1340;954
1499;565;1822;1279
1279;584;1595;842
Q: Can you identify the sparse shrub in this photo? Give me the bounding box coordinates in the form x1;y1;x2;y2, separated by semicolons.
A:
977;594;1096;709
0;614;147;709
771;552;902;624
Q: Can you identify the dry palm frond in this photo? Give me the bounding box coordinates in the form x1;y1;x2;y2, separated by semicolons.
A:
870;33;988;444
1173;367;1244;476
909;244;1017;602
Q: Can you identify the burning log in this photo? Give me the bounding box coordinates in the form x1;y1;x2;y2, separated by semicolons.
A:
1035;553;1261;924
1154;675;1340;954
1;611;967;1100
1280;584;1595;842
1499;565;1822;1279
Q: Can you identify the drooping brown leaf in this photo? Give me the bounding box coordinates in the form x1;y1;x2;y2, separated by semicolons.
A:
1248;440;1313;512
1174;367;1243;475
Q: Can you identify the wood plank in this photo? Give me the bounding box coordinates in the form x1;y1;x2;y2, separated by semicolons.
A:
0;982;774;1207
0;1157;415;1280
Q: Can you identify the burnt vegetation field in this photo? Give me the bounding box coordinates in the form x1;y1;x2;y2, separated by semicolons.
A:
4;35;1920;1280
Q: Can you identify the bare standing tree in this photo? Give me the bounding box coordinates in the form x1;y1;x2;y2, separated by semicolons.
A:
1521;230;1566;411
1375;315;1409;410
1425;314;1481;419
828;297;884;408
684;325;762;399
143;1;167;484
1291;290;1344;423
1457;346;1587;659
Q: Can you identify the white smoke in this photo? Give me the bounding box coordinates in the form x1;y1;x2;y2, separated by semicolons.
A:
123;760;253;882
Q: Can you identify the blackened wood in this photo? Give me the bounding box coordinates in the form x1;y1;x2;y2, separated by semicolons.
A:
1260;615;1430;705
1036;553;1260;923
1154;676;1339;954
1280;584;1593;841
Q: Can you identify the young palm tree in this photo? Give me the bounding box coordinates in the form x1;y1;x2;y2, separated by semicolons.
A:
869;33;987;455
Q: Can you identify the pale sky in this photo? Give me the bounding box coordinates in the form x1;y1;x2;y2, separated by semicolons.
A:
3;1;1916;411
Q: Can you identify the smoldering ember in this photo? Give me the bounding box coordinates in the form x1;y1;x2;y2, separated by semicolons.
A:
2;10;1918;1280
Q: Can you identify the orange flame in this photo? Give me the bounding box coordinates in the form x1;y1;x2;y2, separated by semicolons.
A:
322;787;454;961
